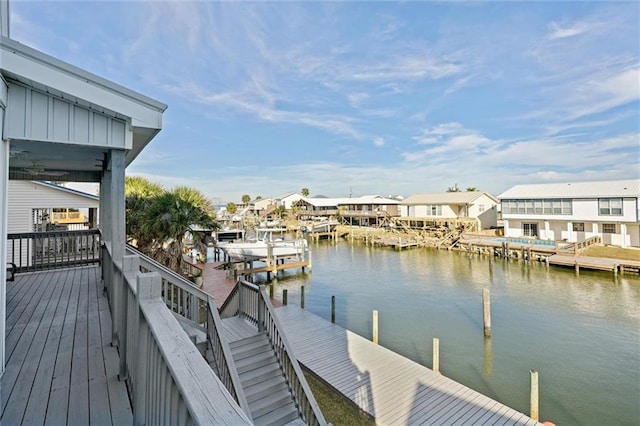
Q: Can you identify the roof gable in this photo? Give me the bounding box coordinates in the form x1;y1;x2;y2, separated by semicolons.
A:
402;192;496;205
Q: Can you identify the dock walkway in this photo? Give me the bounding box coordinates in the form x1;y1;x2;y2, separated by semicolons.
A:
275;306;539;426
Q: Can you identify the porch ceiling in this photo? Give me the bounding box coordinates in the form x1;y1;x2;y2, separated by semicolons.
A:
8;139;106;182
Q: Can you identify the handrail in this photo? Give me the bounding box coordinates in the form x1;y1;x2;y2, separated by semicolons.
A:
125;244;251;417
206;297;251;417
103;240;251;424
126;244;208;324
7;229;100;272
238;279;327;425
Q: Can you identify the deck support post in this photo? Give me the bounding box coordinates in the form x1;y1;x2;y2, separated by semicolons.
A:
530;370;539;421
372;310;379;344
301;285;305;309
483;289;491;337
283;289;288;306
433;337;440;373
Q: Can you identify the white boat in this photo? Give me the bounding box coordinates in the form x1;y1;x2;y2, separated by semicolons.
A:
219;228;307;260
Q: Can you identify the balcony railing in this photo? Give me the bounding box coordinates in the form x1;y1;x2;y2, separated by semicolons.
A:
7;229;100;272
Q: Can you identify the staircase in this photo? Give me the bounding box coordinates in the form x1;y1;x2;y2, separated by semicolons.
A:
229;334;299;426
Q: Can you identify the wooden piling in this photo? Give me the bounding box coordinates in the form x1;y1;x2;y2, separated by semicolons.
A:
269;283;274;299
331;295;336;323
574;260;580;274
530;370;539;421
483;288;491;337
283;289;288;306
433;337;440;374
372;310;379;344
301;285;305;309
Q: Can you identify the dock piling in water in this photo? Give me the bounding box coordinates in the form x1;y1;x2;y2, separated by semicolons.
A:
301;285;305;309
331;295;336;323
483;288;491;337
372;310;379;344
433;337;440;373
530;370;539;421
283;289;288;306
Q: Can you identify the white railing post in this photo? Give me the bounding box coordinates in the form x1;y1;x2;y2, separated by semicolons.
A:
134;271;162;425
119;255;139;381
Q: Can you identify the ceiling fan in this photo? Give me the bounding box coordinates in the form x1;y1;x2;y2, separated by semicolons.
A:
19;161;69;177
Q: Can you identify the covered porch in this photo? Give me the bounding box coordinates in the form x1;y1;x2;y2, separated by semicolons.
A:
2;266;130;424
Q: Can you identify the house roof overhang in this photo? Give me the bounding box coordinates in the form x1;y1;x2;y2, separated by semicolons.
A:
1;36;167;180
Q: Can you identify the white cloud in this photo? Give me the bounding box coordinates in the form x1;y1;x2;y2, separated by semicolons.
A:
547;21;591;40
374;137;385;147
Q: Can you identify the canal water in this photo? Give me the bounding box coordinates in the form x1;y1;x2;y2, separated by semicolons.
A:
254;240;640;425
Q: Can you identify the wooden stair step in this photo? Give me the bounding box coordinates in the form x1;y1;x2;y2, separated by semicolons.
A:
231;338;272;360
239;361;282;386
245;377;290;404
235;351;276;374
249;387;295;420
253;400;299;426
229;333;269;349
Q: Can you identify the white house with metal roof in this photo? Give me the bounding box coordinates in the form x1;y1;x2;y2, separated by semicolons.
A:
498;179;640;248
400;191;498;229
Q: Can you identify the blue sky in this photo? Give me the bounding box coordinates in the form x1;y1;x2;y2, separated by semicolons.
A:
10;1;640;203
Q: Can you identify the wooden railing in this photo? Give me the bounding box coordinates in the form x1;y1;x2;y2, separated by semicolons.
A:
220;279;327;426
576;235;602;253
206;297;251;416
7;229;100;272
102;241;251;424
126;244;251;417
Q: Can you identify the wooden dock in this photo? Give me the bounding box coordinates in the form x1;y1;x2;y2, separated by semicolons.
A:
275;306;540;426
548;254;640;274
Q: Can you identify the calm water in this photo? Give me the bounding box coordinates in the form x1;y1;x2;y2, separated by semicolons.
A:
252;240;640;425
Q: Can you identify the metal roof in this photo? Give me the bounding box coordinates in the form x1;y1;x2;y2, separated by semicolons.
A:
302;195;400;207
401;192;496;205
497;179;640;199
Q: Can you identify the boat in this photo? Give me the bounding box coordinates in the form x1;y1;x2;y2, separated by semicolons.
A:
219;228;308;260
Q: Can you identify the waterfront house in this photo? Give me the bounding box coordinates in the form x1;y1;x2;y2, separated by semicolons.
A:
278;192;305;209
498;179;640;248
296;195;400;226
399;191;498;230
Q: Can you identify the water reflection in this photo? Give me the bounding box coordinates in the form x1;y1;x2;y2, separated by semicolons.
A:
265;240;640;425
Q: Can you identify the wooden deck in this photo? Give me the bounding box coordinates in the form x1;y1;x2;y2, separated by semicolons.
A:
275;306;540;426
2;266;132;425
548;254;640;274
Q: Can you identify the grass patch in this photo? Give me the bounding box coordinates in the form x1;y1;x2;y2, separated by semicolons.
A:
582;246;640;262
304;371;375;426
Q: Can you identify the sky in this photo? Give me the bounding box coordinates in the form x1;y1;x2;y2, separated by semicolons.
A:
9;1;640;203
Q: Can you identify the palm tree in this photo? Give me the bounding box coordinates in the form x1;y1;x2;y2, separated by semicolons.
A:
142;187;219;271
125;176;163;249
301;188;310;197
242;194;251;204
226;202;238;214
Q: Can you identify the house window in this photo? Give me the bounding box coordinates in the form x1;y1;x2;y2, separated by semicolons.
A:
602;223;616;234
426;205;442;216
523;223;538;237
502;199;571;215
599;198;623;216
572;223;585;232
478;204;485;213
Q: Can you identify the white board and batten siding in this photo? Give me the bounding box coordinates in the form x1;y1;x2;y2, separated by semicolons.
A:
7;181;98;233
4;82;129;148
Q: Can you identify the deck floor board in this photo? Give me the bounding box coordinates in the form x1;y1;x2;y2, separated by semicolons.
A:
1;266;132;426
275;306;539;426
